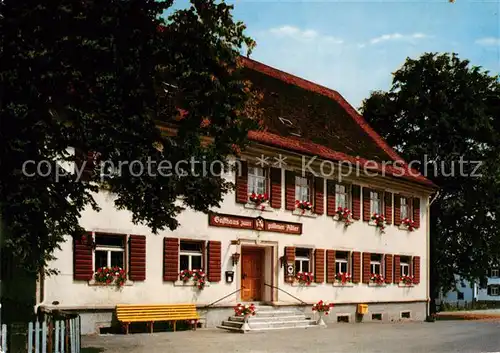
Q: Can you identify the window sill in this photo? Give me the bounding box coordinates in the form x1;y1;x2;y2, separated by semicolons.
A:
291;282;317;287
398;225;417;232
244;203;273;212
174;280;211;287
292;209;317;218
88;279;134;287
332;282;354;287
398;283;414;288
368;282;387;287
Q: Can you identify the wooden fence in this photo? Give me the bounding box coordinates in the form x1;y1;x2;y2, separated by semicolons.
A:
0;315;80;353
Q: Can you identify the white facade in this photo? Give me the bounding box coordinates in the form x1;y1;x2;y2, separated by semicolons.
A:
38;149;433;333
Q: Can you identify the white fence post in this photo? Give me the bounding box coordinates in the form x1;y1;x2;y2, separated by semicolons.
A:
55;321;60;353
1;324;7;353
35;321;40;353
42;321;47;353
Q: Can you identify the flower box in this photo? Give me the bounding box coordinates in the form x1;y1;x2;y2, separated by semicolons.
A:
369;273;385;286
294;272;314;286
179;269;206;289
398;275;416;287
93;266;127;288
370;213;386;233
400;218;417;232
334;207;353;227
334;272;352;285
295;200;312;214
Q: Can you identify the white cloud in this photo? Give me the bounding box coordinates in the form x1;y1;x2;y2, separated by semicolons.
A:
475;37;500;46
369;32;430;45
268;25;343;44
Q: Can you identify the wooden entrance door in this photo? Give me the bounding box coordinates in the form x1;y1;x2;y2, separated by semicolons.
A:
241;248;263;301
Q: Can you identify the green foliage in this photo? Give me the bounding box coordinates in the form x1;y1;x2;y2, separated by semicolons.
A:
360;52;500;302
0;0;259;274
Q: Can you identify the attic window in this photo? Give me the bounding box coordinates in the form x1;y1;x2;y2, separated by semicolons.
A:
162;82;178;94
278;117;293;127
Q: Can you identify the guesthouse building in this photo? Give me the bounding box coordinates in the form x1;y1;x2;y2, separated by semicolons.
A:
36;58;437;334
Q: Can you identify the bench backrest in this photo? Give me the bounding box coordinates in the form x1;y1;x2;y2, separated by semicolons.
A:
116;304;199;320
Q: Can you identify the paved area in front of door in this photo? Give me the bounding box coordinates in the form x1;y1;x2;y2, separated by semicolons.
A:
82;320;500;353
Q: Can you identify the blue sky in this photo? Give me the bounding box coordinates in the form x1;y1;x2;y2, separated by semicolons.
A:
167;0;499;108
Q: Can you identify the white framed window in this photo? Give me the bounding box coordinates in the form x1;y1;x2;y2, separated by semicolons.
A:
491;268;499;278
248;166;267;195
335;251;349;273
489;285;500;296
335;184;349;209
400;256;411;276
370;254;382;275
179;241;203;271
295;248;311;273
94;234;125;272
370;191;382;215
295;176;311;202
400;197;410;220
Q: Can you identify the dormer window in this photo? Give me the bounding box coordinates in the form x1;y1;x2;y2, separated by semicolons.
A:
248;166;267;195
278;117;293;127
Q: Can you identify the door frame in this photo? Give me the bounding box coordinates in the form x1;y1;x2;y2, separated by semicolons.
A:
234;239;278;303
240;246;265;302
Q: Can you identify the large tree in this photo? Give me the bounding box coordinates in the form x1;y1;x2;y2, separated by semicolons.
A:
0;0;260;276
360;52;500;311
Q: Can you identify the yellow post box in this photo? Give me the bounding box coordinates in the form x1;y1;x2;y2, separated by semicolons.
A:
357;304;368;314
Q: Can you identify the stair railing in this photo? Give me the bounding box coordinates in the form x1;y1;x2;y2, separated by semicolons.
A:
203;287;245;309
264;283;308;306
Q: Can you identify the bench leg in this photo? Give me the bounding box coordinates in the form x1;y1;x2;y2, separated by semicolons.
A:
150;321;154;334
173;320;176;332
123;323;129;335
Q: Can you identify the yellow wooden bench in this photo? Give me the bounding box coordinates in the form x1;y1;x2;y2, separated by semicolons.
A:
116;304;201;334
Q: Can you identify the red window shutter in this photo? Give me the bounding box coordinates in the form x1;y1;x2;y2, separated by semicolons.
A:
362;252;371;284
326;180;336;216
163;237;179;281
394;195;401;226
314;249;325;283
326;250;336;283
394;255;401;283
412;198;421;228
362;188;371;222
270;167;282;209
208;241;221;282
384;254;393;284
285;171;295;211
73;232;93;281
413;256;421;284
285;246;296;283
235;160;248;204
352;251;361;283
351;185;361;220
384;193;393;225
128;235;146;281
314;177;324;215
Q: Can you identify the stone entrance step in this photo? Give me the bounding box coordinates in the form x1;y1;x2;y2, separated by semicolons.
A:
217;305;320;333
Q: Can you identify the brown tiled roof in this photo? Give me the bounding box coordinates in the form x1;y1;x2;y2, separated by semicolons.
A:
241;57;436;188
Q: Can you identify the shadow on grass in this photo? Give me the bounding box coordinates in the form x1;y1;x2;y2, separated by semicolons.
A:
81;348;105;353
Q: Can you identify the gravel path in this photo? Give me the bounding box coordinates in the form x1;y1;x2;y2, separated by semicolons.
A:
82;320;500;353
